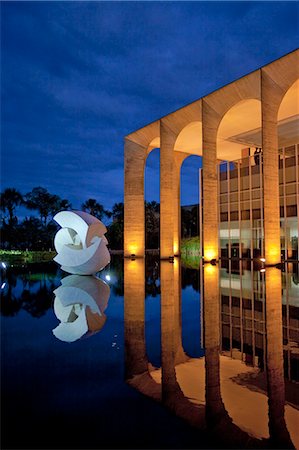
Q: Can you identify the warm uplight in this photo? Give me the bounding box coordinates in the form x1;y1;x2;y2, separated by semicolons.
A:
129;245;138;256
126;258;138;273
204;249;217;262
204;263;217;276
260;258;266;263
266;245;281;266
173;242;179;255
266;266;282;292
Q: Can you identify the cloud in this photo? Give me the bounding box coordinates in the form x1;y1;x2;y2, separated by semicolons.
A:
2;1;298;211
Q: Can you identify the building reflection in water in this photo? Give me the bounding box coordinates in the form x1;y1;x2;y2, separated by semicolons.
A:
124;257;299;448
52;274;110;342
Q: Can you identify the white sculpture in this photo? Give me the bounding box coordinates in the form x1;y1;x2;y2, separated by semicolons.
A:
53;210;110;275
52;274;110;343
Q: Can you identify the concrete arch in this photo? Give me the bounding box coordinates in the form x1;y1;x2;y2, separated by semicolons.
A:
162;100;202;139
278;78;299;121
174;120;202;155
217;98;262;161
262;50;299;119
125;49;299;262
159;103;201;258
261;51;299;264
203;70;261;137
124;120;160;257
171;121;202;254
201;71;261;262
126;120;160;150
277;79;299;149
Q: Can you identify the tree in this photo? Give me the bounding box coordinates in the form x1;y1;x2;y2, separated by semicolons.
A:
106;202;124;250
181;205;198;238
111;202;124;222
24;187;62;225
81;198;110;221
17;217;44;250
59;199;72;211
145;201;160;249
0;188;23;226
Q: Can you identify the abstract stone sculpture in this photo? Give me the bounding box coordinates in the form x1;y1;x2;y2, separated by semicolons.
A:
52;274;110;342
53;210;110;275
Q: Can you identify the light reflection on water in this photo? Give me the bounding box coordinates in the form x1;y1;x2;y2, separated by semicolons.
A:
124;258;299;449
1;256;298;449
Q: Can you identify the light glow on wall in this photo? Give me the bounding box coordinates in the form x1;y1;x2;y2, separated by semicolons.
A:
173;241;179;255
204;248;217;262
128;244;139;256
266;245;281;265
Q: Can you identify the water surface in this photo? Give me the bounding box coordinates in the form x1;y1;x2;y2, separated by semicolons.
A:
1;257;298;449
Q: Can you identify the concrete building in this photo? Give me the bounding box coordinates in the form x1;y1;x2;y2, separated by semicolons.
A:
124;49;299;265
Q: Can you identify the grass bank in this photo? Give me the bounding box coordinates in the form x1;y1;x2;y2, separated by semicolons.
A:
181;236;200;255
180;236;201;269
0;250;56;266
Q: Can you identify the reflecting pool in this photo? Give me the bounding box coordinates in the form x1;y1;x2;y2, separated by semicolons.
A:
1;257;298;449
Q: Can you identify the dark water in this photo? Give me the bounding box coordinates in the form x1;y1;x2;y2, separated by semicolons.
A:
1;256;298;449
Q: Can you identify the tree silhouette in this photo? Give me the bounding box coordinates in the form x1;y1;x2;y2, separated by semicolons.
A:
105;202;124;250
181;205;198;238
17;217;44;250
0;188;23;226
145;201;160;249
111;202;124;222
81;198;110;221
24;187;62;225
59;199;72;211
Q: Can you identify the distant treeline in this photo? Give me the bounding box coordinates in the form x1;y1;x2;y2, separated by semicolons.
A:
0;187;198;251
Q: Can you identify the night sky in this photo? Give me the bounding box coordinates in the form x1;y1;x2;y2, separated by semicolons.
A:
1;1;298;213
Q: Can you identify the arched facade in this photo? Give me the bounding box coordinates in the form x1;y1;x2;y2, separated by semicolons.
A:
124;49;299;265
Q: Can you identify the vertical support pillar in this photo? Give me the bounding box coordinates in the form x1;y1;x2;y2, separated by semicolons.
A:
203;263;224;424
124;257;147;379
202;100;219;261
261;71;281;265
160;120;176;258
124;138;147;257
265;267;293;447
160;260;177;401
173;257;188;364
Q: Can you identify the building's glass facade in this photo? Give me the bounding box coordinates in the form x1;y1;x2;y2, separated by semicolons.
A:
219;260;299;382
200;144;299;261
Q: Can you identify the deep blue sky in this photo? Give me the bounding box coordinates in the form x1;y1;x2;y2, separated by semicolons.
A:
1;1;298;212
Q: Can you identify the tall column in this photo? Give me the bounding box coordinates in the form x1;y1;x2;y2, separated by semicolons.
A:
265;267;293;448
202;100;219;262
261;71;281;265
203;263;224;424
124;257;148;379
173;257;188;364
160;260;202;426
160;120;176;259
160;260;177;400
124;138;147;257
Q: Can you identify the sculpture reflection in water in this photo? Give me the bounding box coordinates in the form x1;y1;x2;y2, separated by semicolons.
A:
124;257;299;449
52;274;110;343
